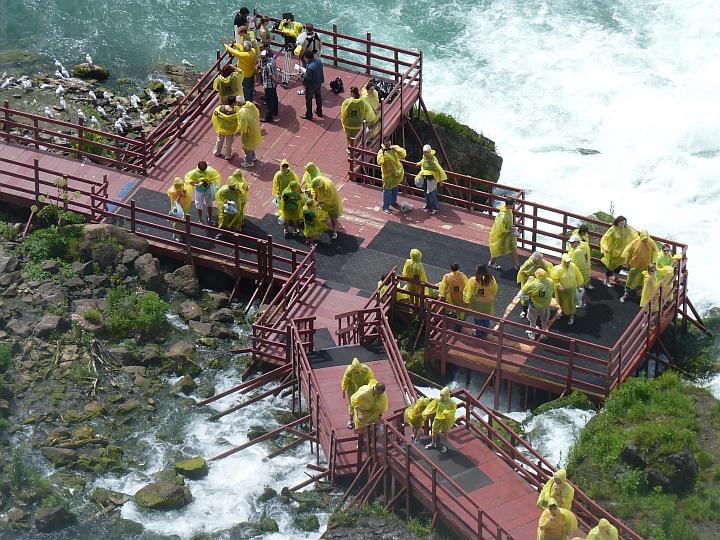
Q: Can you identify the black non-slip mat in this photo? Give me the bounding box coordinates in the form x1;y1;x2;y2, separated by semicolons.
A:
307;342;387;368
312;327;336;351
412;438;492;495
367;220;520;312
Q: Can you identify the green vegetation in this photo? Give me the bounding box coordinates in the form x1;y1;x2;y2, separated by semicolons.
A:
328;501;392;528
74;130;116;159
407;516;433;537
425;110;496;153
533;390;595;415
568;372;720;539
18;224;81;263
0;342;11;373
104;284;169;339
0;220;18;241
84;308;103;324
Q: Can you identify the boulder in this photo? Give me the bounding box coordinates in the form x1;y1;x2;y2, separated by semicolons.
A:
41;447;79;467
203;291;229;310
173;375;197;395
40;259;59;273
210;308;234;323
255;514;279;533
165;265;200;298
133;253;166;293
117;399;142;414
168;340;195;359
66;276;86;289
189;320;212;336
7;318;30;338
91;487;129;507
294;514;320;532
114;264;129;279
1;284;18;298
138;345;164;365
0;398;9;418
145;80;166;94
134;481;193;510
121;248;141;265
80;224;149;256
91;243;119;268
257;487;277;503
72;62;111;80
85;274;110;288
620;442;647;468
109;346;134;365
174;457;208;480
0;256;19;273
645;450;699;493
35;314;62;337
35;506;76;532
83;401;105;416
247;426;270;441
179;300;203;320
0;270;21;287
211;323;236;339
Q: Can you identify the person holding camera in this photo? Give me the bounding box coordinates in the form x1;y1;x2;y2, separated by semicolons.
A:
300;51;324;119
377;137;406;213
277;13;303;47
223;40;258;102
259;49;279;122
184;161;221;225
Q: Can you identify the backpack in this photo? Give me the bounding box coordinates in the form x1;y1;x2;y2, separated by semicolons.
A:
329;77;344;95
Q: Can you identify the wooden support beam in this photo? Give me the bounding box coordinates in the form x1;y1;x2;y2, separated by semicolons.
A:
209;380;295;421
209;414;310;461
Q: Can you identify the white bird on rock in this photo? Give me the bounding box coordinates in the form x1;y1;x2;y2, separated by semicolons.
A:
102;91;112;101
121;113;132;125
20;78;32;90
129;94;141;109
181;59;194;67
59;97;67;110
39;83;54;89
116;103;127;114
147;90;159;107
139;112;149;126
61;67;70;78
44;107;55;119
174;90;185;99
54;59;63;69
88;90;97;101
56;85;65;96
0;72;6;80
90;115;100;126
85;53;93;66
113;119;126;133
54;70;66;80
96;105;108;118
1;79;11;90
77;109;87;122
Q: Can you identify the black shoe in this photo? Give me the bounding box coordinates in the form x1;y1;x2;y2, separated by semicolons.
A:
315;109;323;117
262;117;272;122
301;114;313;120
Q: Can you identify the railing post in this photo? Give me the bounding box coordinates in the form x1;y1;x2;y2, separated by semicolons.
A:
266;234;274;282
140;131;148;175
234;233;240;271
332;24;338;67
2;100;10;142
33;159;40;202
531;205;538;249
130;199;136;233
394;50;400;82
90;184;96;222
77;117;85;158
566;339;576;392
184;214;192;263
431;467;437;514
366;32;372;75
61;175;69;213
494;321;504;410
33;116;40;149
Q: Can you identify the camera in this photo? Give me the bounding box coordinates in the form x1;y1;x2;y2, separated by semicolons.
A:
282;12;294;21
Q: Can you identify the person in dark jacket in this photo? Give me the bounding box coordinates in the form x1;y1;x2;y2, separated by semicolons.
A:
300;51;324;120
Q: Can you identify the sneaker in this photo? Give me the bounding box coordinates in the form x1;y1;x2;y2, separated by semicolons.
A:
347;420;354;429
172;235;182;243
382;209;391;214
430;209;438;215
488;261;502;270
410;435;416;443
568;315;575;325
440;445;447;454
525;330;536;341
297;89;306;95
619;294;627;303
520;310;527;319
241;160;254;167
284;229;290;238
604;280;612;287
330;232;338;240
315;109;323;117
425;443;436;450
212;152;222;158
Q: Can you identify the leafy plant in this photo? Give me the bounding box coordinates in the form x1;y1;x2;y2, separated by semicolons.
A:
425;110;496;153
0;220;18;241
18;225;81;263
0;342;11;373
104;284;169;339
84;308;102;324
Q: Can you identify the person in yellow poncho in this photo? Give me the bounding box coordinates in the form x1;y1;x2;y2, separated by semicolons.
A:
340;86;376;146
572;224;590;245
586;518;618;540
537;498;578;540
401;248;428;300
567;234;592;308
414;144;447;215
537;469;575;511
185;161;222;225
640;263;674;314
302;199;328;245
600;215;638;287
464;264;498;339
277;16;303;44
280;181;304;237
211;101;241;160
215;170;249;236
212;64;243;105
422;386;456;453
349;380;388;430
550;254;584;325
656;243;681;270
223;40;258;102
167;177;193;242
361;80;381;139
439;262;468;331
311;176;343;240
489;197;520;270
403;396;432;442
301;161;322;190
620;229;659;303
273;159;299;221
521;268;554;341
237;100;262;167
517;252;554;319
341;358;376;429
377;138;406;213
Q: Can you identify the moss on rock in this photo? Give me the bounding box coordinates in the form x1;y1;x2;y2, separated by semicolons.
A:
72;63;110;80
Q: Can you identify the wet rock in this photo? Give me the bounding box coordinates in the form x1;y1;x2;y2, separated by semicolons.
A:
291;490;324;512
247;425;270;441
179;299;203;320
41;446;79;467
138;344;164;365
109;346;134;366
165;265;199;298
211;323;236;339
6;507;31;523
80;224;150;255
35;505;77;532
0;255;19;273
203;291;229;311
35;313;62;337
121;248;141;265
134;253;166;293
134;481;193;510
197;336;218;349
175;457;208;479
145;80;166;94
91;243;119;268
72;62;111;80
86;274;110;288
122;365;147;377
91;487;128;507
117;399;142;414
7;318;30;337
50;472;86;492
0;398;9;418
189;320;212;337
295;514;320;532
257;487;277;503
83;401;105;416
169;340;195;360
645;450;698;493
0;49;39;64
173;375;197;395
210;308;234;323
0;270;21;286
255;514;279;533
40;259;60;273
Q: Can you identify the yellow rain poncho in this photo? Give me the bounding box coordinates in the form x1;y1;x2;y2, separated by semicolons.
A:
439;270;468;307
278;19;303;38
537;499;578;540
463;276;498;315
185;165;221;190
416;150;447;182
301;162;322;190
273;159;299;198
403;397;432;429
622;230;659;289
311;176;343;220
211;104;241;136
640;266;674;313
600;223;638;271
571;227;590;245
223;43;258;78
340;96;376;130
350;381;388;429
537;469;575;510
586;518;619;540
167;177;193;215
521;272;554;310
341;358;375;403
238;101;262;150
280;181;304;222
377;145;407;189
567;242;592;285
517;257;553;286
550;257;584;315
401;249;428;297
212;70;244;103
303;199;328;240
656;251;681;269
361;85;381;114
489;203;516;259
422;387;456;436
215;170;248;230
